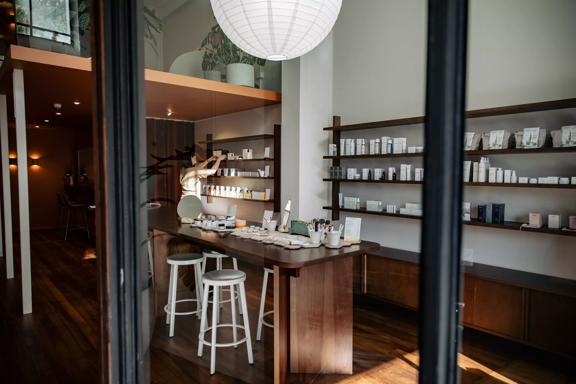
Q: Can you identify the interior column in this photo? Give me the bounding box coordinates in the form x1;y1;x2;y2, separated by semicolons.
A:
13;69;32;314
0;94;13;279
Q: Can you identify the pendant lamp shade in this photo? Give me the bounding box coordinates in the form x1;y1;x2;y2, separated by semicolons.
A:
210;0;342;61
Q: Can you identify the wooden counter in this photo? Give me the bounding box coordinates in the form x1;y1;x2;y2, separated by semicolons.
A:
148;207;379;383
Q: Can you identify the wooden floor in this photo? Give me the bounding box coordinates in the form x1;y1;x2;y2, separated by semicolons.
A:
1;230;575;383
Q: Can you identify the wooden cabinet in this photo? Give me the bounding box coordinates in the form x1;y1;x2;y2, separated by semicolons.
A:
527;291;576;356
365;255;419;309
463;276;524;340
359;253;576;357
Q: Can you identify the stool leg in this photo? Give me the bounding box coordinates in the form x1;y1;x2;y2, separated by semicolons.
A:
217;258;223;311
232;258;243;315
210;285;220;375
239;282;254;365
256;269;269;341
197;282;210;358
168;265;179;337
194;263;203;319
230;284;238;349
166;264;175;325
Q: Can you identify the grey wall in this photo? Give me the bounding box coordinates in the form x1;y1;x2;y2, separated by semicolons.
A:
329;0;576;279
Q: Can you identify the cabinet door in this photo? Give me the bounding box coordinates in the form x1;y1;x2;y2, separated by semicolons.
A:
527;290;576;356
365;256;419;309
461;275;475;326
470;278;524;340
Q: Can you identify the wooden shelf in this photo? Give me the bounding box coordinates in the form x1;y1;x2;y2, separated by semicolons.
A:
199;134;275;144
323;179;576;189
322;206;576;237
324;146;576;160
209;176;274;180
222;158;274;162
2;45;281;125
202;194;273;203
324;98;576;131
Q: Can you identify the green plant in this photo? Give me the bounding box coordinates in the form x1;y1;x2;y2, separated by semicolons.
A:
200;23;265;71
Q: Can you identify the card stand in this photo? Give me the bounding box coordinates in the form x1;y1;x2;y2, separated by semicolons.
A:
481;131;512;150
514;129;548;149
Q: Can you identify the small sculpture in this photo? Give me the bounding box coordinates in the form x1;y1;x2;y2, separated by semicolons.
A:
180;154;225;200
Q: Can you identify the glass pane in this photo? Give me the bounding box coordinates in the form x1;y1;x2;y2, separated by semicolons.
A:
31;0;71;35
460;1;576;383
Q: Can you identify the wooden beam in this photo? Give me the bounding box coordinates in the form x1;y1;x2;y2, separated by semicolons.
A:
0;94;13;279
13;69;32;314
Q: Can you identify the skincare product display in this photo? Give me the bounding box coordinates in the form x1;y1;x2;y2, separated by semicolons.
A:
216;167;271;178
399;203;422;216
464;132;481;151
264;147;271;158
570;216;576;230
328;143;338;156
344;196;361;210
336;136;418;156
366;200;383;212
242;148;254;160
477;203;505;224
516;127;546;149
548;214;562;229
463;202;471;222
551;125;576;148
203;184;271;201
482;130;511;150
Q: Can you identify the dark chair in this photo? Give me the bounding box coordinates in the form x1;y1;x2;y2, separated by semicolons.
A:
56;193;90;240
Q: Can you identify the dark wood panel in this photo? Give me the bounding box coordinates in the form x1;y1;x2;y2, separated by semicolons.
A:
290;256;354;374
462;275;475;326
469;278;525;340
365;255;419;309
527;291;576;356
198;134;275;144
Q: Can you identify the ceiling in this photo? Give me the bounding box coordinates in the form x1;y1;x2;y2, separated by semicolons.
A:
0;45;281;130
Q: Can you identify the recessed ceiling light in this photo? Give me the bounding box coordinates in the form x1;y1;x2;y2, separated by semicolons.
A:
73;101;81;105
44;119;49;123
55;112;62;116
34;125;39;128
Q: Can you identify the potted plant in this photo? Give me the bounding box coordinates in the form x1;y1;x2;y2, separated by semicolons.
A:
200;24;265;87
200;24;224;81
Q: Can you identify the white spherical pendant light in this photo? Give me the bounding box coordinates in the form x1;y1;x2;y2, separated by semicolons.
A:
210;0;342;61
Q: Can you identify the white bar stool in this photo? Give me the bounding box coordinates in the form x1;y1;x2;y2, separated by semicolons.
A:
198;269;254;375
165;253;204;338
202;251;242;318
256;267;274;341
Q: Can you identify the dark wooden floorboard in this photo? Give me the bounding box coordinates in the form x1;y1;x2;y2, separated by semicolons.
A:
1;230;575;383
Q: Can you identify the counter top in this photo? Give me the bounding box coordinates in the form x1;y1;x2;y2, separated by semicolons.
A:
148;206;379;270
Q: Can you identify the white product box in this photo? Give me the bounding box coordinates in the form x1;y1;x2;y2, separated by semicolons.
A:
548;214;562;229
405;202;422;210
488;167;497;183
388;167;396;181
400;164;407;181
504;170;512;183
366;200;383;212
472;162;479;182
386;205;397;214
528;213;543;228
381;137;391;154
374;168;384;180
347;168;357;180
340;139;346;156
570;216;576;230
496;168;504;183
362;168;370;180
518;177;528;184
393;138;407;154
464;161;472;182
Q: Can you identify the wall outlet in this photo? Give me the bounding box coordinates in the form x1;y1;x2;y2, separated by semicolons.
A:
462;248;474;265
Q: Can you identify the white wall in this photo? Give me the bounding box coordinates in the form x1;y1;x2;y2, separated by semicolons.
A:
194;105;281;222
327;0;576;279
281;35;334;221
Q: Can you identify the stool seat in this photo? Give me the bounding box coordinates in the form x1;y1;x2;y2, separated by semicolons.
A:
203;269;246;286
167;253;203;265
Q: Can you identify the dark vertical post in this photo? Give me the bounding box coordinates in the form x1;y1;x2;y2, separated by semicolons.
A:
419;0;468;383
331;116;341;221
273;124;281;212
206;133;214;158
91;0;146;382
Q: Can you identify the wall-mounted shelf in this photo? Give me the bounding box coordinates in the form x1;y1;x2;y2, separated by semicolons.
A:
222;158;274;162
203;125;281;211
323;98;576;131
323;179;576;190
202;194;273;203
199;134;275;144
209;176;274;180
324;146;576;160
322;206;576;238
